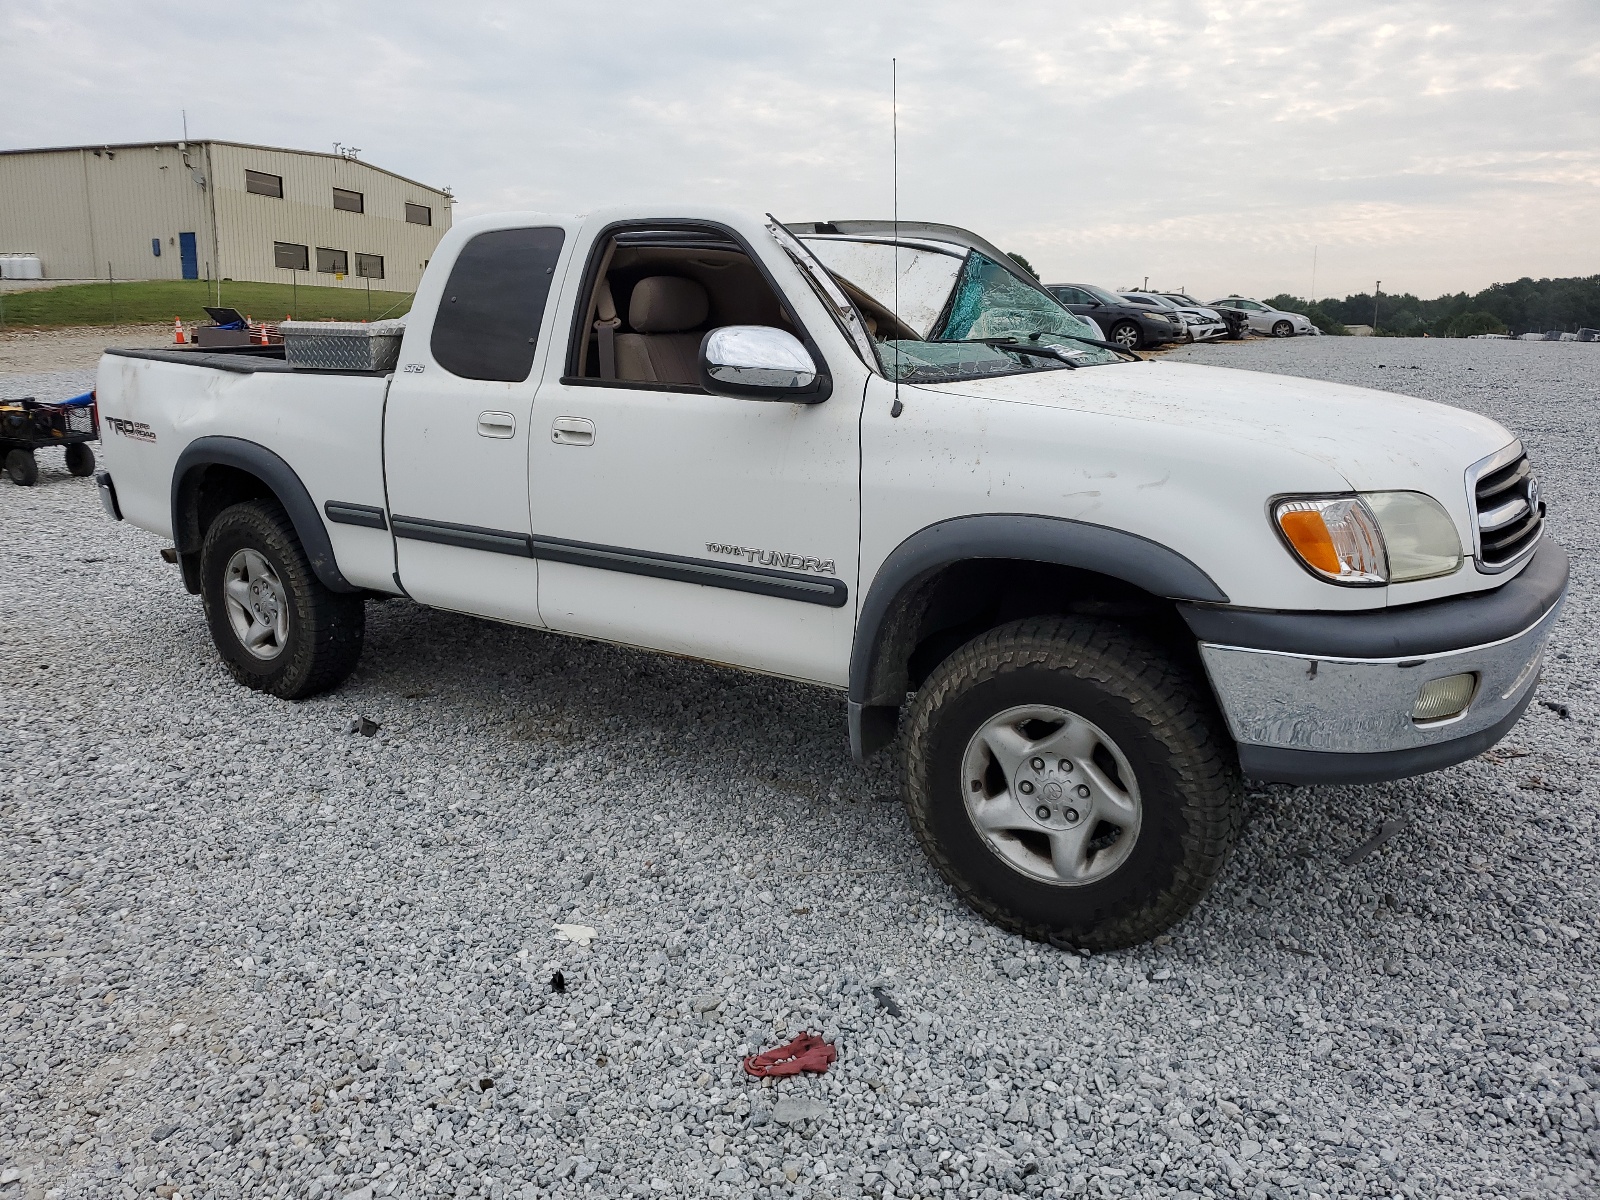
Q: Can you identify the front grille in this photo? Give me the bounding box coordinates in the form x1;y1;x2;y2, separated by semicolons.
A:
1471;444;1543;570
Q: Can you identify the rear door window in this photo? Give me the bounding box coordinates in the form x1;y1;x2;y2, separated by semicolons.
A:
431;227;566;382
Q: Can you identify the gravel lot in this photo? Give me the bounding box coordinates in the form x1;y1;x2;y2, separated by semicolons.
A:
2;336;1596;1200
0;327;169;375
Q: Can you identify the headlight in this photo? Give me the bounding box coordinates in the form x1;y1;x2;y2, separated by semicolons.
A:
1272;492;1462;585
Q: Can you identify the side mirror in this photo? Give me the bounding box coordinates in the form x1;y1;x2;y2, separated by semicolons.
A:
699;325;829;402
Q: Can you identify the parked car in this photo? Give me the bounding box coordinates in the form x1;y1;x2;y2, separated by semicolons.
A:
1209;296;1317;337
1152;292;1250;340
94;206;1565;951
1117;292;1227;343
1045;283;1185;350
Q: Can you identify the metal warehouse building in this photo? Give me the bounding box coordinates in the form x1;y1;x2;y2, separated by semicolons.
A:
0;140;452;292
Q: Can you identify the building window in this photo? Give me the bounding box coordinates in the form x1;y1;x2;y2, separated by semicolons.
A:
355;253;385;280
316;247;349;275
405;202;432;226
333;187;364;214
274;242;310;271
246;169;284;198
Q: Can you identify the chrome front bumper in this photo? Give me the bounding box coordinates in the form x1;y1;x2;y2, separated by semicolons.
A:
1200;595;1563;758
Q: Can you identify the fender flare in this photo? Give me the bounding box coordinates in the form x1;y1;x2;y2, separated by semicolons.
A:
171;435;359;593
847;513;1228;760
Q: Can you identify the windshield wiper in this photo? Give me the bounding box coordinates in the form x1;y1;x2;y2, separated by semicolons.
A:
1023;331;1143;363
934;333;1142;364
977;337;1080;368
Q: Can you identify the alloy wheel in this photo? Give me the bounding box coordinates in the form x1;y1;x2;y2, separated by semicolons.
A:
960;703;1142;886
223;548;290;660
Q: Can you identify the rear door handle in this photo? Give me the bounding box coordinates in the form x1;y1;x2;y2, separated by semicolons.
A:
551;416;595;446
477;411;516;439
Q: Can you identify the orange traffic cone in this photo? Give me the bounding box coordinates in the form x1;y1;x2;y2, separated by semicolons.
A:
174;317;186;345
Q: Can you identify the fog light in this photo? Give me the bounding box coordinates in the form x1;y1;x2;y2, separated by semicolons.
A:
1412;673;1478;723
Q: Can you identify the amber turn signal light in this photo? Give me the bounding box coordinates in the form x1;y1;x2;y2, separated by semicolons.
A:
1277;509;1342;575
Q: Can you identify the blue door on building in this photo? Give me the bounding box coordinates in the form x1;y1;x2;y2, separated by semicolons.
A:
178;232;198;280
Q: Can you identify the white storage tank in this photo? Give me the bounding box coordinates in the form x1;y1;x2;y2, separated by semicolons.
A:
0;254;45;280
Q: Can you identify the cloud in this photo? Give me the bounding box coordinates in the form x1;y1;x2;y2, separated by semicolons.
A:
3;0;1596;298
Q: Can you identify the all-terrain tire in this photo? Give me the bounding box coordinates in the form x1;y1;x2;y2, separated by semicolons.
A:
902;617;1241;950
199;498;365;699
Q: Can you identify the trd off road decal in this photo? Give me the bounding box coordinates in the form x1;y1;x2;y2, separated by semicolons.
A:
105;417;157;443
705;542;836;575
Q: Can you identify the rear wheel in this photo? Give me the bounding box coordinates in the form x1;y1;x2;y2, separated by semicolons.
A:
1109;321;1144;350
5;449;38;486
1271;320;1293;338
199;498;364;699
902;617;1241;950
64;443;95;476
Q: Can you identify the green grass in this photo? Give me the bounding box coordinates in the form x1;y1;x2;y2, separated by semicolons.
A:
0;279;414;329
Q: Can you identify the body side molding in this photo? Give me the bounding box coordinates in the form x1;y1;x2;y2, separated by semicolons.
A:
391;514;533;556
171;435;358;593
324;500;389;530
389;518;849;608
528;533;849;607
848;513;1228;760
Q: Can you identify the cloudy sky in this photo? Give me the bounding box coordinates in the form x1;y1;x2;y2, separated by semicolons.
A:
6;0;1597;300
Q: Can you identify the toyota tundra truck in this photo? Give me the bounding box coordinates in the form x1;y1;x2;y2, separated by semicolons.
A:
92;207;1567;949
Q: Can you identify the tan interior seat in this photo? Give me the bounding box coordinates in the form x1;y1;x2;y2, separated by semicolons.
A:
614;276;709;385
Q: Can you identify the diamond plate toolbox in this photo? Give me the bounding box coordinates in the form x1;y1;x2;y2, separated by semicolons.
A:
281;319;406;372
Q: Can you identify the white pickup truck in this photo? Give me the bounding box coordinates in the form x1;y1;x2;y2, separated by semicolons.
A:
94;207;1567;949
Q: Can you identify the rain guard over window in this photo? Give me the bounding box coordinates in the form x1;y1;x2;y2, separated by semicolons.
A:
802;238;1123;383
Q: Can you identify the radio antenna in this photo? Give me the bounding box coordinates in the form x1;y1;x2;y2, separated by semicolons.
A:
891;58;903;418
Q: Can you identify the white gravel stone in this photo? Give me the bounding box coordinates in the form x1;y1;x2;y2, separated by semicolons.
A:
2;338;1597;1199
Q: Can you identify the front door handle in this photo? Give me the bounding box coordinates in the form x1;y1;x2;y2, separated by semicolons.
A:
551;416;595;446
477;411;516;439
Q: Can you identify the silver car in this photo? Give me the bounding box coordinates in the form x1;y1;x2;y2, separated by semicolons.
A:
1119;292;1228;343
1207;296;1316;337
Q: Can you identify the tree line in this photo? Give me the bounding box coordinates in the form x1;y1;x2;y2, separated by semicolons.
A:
1260;274;1600;337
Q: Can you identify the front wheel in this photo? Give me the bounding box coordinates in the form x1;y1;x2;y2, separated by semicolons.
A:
902;617;1241;950
1109;321;1144;350
1271;320;1293;338
199;498;365;699
5;449;38;486
64;442;95;476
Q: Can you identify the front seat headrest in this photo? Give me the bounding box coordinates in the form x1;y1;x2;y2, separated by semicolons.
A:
629;276;709;333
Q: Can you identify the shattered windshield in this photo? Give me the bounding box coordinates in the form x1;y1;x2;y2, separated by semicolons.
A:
801;239;1126;383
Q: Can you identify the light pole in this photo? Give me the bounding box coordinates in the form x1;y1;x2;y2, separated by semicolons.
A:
1373;281;1381;332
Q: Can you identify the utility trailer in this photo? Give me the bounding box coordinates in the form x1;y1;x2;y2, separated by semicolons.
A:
1;393;97;486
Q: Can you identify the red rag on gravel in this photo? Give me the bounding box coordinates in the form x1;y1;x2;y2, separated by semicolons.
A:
743;1032;837;1078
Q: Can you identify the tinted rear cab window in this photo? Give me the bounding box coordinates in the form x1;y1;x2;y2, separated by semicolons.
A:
431;227;566;382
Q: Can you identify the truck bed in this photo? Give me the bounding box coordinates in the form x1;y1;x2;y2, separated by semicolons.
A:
95;347;398;593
